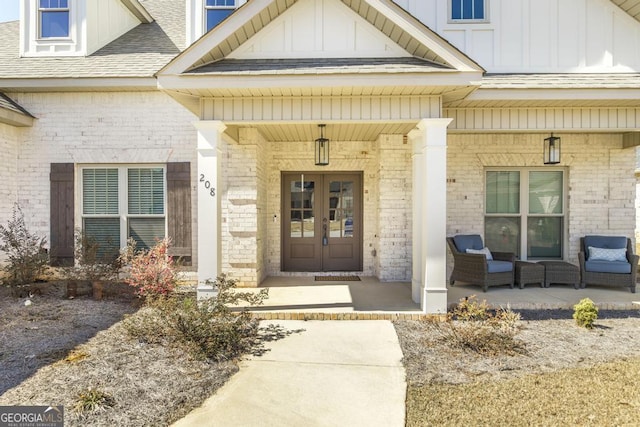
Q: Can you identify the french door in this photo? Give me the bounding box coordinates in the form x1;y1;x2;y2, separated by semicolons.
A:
282;172;362;272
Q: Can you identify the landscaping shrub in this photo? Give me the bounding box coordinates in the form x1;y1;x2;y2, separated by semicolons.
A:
124;274;269;362
64;230;121;283
0;204;48;289
120;238;177;298
573;298;598;329
74;388;115;413
436;295;525;356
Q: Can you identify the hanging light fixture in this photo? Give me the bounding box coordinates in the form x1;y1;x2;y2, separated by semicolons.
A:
315;124;329;166
543;133;561;165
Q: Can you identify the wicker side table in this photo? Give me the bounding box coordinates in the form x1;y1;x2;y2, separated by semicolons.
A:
515;261;545;289
538;261;580;289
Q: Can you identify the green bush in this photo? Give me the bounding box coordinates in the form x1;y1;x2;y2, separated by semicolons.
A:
0;204;49;288
124;274;269;361
573;298;598;329
437;296;525;356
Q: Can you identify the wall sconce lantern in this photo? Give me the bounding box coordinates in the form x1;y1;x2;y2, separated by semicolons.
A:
543;133;561;165
315;124;329;166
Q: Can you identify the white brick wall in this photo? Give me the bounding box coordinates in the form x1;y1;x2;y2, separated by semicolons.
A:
9;91;198;262
0;123;18;263
447;133;637;274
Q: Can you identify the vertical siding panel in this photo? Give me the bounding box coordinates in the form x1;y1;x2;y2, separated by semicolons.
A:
253;98;263;121
371;97;381;120
351;97;362;120
301;98;312;120
291;98;302;120
272;98;282;120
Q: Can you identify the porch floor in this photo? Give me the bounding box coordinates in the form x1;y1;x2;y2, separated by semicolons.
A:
237;276;640;319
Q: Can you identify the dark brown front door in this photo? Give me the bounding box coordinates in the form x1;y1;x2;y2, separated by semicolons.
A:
282;172;362;272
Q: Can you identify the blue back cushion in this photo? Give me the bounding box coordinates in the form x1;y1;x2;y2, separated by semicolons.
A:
584;235;627;260
453;234;483;252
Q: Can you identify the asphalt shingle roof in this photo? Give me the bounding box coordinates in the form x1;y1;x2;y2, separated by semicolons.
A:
0;0;184;81
187;57;452;75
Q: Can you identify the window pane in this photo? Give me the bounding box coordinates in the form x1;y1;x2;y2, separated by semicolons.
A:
462;0;473;19
484;217;521;257
41;11;69;37
206;8;234;31
128;168;164;215
129;218;165;251
527;217;563;258
486;171;520;214
83;169;118;215
474;0;484;19
206;0;235;5
83;218;120;261
529;171;563;214
451;0;462;19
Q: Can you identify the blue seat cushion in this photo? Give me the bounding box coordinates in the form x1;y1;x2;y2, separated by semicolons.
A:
585;260;632;274
487;260;513;273
453;234;483;252
584;235;627;252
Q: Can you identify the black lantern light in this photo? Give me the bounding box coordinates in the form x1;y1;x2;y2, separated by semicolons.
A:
315;124;329;166
543;133;561;165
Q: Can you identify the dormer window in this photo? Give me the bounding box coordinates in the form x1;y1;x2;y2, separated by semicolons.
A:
450;0;488;22
205;0;236;31
39;0;70;38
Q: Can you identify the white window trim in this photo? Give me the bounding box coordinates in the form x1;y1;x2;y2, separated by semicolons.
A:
448;0;490;24
484;167;568;261
79;164;167;250
38;0;71;40
204;0;237;32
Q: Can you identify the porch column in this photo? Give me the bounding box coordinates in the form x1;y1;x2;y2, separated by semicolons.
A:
193;120;226;296
411;118;452;314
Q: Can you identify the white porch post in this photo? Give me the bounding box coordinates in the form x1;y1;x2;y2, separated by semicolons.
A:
411;118;452;314
193;120;226;297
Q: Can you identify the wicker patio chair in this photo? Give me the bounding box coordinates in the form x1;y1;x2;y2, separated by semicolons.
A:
446;235;515;292
579;236;638;293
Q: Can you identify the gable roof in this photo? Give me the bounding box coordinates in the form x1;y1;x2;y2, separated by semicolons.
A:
0;0;184;91
160;0;483;76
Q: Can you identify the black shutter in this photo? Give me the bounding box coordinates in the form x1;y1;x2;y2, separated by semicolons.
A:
167;162;192;266
50;163;74;266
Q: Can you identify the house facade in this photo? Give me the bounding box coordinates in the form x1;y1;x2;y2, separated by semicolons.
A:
0;0;639;313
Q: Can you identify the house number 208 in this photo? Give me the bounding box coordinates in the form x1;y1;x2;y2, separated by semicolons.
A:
199;174;216;197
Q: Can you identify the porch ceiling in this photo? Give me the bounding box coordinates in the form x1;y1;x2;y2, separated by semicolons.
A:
224;121;418;142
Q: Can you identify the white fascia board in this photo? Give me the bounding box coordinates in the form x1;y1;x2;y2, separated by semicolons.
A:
0;77;158;92
120;0;154;23
468;88;640;101
158;71;483;92
0;109;34;127
159;0;275;75
361;0;484;72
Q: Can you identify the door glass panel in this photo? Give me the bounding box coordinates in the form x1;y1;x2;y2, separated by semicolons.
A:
290;178;315;238
328;181;354;238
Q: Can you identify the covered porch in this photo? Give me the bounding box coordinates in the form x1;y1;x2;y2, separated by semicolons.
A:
236;276;640;320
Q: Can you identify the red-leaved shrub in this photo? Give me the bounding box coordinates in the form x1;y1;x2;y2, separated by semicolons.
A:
122;238;177;298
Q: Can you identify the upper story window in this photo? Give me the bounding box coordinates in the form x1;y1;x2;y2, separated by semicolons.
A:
205;0;236;31
39;0;70;38
450;0;487;22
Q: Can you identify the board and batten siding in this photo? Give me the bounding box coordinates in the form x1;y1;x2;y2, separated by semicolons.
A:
394;0;640;73
445;108;640;132
201;96;441;122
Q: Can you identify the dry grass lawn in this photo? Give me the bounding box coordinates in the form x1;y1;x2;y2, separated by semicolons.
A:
395;310;640;427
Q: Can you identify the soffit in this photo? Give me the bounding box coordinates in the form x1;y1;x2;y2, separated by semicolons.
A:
444;73;640;108
611;0;640;22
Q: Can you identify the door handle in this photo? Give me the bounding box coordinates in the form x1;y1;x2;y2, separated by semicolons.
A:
322;218;328;246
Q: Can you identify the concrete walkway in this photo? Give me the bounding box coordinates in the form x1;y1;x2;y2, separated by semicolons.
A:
172;320;406;427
